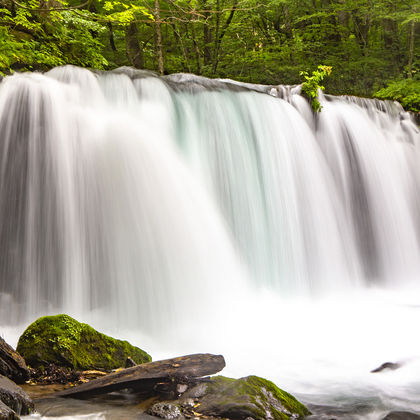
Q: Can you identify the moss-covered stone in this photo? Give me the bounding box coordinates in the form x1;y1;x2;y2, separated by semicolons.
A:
16;314;151;371
195;375;310;420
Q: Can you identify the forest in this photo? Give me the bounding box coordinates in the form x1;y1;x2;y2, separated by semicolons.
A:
0;0;419;111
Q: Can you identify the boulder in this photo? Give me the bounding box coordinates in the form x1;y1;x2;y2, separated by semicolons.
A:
382;412;420;420
0;375;33;416
188;375;310;420
147;402;182;419
371;362;402;373
16;314;151;371
0;338;29;384
0;400;19;420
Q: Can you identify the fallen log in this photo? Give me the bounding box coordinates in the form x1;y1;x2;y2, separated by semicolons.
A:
55;353;225;399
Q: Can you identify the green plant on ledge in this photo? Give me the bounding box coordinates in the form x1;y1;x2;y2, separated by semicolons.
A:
300;65;333;112
374;78;420;113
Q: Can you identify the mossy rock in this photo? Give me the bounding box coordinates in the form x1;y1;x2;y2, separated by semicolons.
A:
195;375;310;420
16;314;151;371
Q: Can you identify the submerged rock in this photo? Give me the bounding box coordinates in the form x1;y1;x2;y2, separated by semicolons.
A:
382;412;420;420
191;375;310;420
0;375;33;416
371;362;402;373
16;314;151;371
147;402;182;419
0;338;29;384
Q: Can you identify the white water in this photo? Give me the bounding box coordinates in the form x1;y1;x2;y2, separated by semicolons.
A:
1;66;420;419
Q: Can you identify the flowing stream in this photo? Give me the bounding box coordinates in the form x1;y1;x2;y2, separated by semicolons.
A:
0;66;420;419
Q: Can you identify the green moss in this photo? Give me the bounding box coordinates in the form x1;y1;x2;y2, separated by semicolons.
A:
201;375;310;420
243;376;310;418
16;314;151;371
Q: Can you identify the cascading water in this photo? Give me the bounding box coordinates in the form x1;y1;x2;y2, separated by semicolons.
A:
1;66;420;419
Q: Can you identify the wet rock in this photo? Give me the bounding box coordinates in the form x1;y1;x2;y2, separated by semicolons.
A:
125;357;137;368
180;398;195;409
371;362;402;373
182;382;207;399
0;375;33;416
382;411;420;420
17;314;151;371
147;402;182;419
193;375;310;420
0;400;19;420
0;338;29;384
176;384;188;394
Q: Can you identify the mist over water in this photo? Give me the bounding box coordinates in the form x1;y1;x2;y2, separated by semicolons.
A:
1;66;420;419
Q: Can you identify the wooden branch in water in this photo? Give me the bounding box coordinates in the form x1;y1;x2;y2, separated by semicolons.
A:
55;353;225;399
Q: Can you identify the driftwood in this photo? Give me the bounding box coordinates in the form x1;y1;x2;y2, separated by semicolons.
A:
55;353;225;399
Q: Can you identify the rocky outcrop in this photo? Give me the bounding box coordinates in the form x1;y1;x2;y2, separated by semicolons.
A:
17;314;151;371
182;375;310;420
371;362;402;373
0;375;33;417
0;400;19;420
382;412;420;420
0;339;29;384
147;402;182;419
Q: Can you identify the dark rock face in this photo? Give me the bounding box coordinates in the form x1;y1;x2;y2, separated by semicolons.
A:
0;338;29;384
125;357;137;368
16;314;151;370
0;375;33;416
0;400;19;420
382;411;420;420
371;362;402;373
188;375;310;420
147;402;182;419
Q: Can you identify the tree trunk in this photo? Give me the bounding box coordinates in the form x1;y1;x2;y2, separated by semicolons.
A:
191;20;202;74
408;18;415;78
108;22;117;52
212;0;238;74
154;0;164;75
170;23;190;72
125;22;143;69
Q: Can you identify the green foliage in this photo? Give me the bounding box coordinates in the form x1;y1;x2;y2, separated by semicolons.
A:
0;0;109;73
374;79;420;113
104;3;154;24
300;65;333;112
0;0;418;109
17;314;152;370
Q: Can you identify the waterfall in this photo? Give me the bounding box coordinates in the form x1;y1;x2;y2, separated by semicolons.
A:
0;66;419;328
2;65;420;418
0;67;245;330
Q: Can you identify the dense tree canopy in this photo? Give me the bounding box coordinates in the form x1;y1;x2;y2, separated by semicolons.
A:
0;0;419;108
